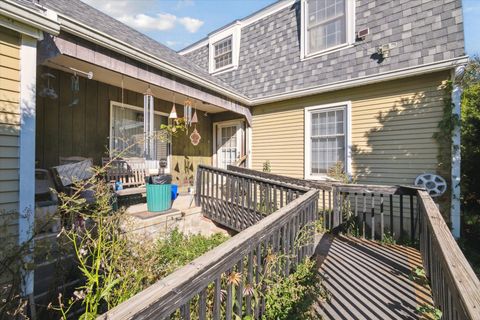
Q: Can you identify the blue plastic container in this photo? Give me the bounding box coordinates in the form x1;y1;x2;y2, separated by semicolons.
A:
146;184;172;212
171;184;178;200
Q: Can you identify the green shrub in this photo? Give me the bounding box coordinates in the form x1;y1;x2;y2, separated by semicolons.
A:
155;229;228;277
262;258;324;320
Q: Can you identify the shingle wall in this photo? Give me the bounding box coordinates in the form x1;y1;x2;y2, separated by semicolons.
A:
184;0;464;99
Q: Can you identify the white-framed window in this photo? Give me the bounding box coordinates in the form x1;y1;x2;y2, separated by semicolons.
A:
208;22;241;74
304;102;351;180
301;0;355;59
213;36;233;70
109;101;171;172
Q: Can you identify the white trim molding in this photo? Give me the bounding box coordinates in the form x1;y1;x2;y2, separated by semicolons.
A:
0;0;60;36
208;22;241;74
300;0;356;60
18;34;37;297
304;101;352;180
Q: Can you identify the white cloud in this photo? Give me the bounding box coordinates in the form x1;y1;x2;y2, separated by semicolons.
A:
118;13;177;31
178;17;204;33
81;0;204;33
175;0;195;10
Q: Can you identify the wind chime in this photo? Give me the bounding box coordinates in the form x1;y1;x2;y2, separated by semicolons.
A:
168;95;201;145
144;87;154;160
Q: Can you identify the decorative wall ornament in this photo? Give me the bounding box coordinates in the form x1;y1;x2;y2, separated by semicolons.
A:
190;127;201;146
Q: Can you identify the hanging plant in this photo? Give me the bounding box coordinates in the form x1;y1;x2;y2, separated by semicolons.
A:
160;118;187;137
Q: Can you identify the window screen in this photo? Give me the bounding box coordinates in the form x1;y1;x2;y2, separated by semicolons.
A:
213;36;233;69
310;107;346;175
307;0;347;54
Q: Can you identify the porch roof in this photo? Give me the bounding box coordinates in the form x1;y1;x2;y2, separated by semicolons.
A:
39;0;249;102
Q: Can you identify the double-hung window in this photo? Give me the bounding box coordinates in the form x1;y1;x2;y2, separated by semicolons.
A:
302;0;354;58
213;36;233;70
305;103;350;179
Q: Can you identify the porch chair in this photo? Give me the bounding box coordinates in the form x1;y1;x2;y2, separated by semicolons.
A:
102;157;148;206
50;158;96;203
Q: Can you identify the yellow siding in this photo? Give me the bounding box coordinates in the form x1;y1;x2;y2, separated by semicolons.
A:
0;26;20;214
252;71;448;186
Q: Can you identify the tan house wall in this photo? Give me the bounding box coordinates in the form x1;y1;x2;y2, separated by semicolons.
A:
0;26;20;216
252;71;449;186
0;26;20;287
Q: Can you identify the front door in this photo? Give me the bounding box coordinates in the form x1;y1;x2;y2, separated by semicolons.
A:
216;122;243;169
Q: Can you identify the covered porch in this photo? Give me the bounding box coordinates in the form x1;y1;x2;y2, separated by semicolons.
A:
34;31;252;195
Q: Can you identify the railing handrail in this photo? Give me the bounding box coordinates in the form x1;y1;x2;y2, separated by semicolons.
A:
416;190;480;319
227;166;422;196
199;164;310;192
226;165;333;191
99;189;319;319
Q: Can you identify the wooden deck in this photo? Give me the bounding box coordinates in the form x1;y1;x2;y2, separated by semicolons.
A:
314;234;434;320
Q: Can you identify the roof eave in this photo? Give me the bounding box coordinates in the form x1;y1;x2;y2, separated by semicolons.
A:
0;0;60;36
250;56;469;106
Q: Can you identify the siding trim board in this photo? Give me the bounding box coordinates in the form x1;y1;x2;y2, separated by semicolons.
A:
18;34;37;297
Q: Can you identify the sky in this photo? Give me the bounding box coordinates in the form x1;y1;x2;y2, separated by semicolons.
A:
81;0;479;55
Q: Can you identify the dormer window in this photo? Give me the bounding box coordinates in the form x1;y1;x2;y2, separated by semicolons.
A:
301;0;355;59
208;22;241;74
213;36;233;69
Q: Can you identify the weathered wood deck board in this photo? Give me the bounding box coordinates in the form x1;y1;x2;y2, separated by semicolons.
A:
314;234;433;320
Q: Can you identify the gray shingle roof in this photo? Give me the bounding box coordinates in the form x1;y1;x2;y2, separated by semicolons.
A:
184;0;466;100
36;0;242;95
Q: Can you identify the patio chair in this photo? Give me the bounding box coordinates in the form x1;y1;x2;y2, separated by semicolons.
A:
102;157;148;206
50;159;96;204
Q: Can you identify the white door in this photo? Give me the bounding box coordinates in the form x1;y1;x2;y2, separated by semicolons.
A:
217;123;243;169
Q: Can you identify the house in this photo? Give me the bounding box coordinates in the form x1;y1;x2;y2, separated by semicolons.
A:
179;0;466;234
0;0;466;309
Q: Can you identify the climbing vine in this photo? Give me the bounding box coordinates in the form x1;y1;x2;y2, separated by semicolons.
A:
432;80;457;221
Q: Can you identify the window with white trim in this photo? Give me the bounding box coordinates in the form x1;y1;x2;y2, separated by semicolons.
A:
208;22;241;73
302;0;354;58
213;36;233;70
305;104;348;178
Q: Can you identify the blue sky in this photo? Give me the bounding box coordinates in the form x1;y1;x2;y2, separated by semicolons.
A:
82;0;479;55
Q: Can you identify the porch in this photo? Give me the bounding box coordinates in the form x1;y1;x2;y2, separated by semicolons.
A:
99;165;480;320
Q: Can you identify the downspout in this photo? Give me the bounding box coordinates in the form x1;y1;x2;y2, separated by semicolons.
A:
451;65;465;239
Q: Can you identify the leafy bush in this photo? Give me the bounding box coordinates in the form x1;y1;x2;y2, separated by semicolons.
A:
49;168;228;319
155;229;228;277
262;258;324;320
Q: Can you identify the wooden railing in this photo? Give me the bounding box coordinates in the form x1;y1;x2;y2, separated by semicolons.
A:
228;166;418;243
196;165;311;231
417;190;480;319
100;167;319;319
227;166;480;319
99;166;479;320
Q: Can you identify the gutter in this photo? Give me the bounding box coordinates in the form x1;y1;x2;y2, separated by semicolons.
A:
250;56;469;105
0;0;60;35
